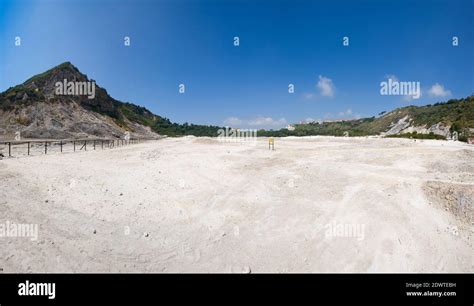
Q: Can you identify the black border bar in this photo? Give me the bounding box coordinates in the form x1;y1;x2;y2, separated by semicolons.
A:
0;273;472;305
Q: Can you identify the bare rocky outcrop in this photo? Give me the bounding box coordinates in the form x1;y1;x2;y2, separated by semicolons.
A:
0;62;160;140
383;115;452;138
384;115;412;135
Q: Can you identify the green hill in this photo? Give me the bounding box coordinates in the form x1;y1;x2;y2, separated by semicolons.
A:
259;95;474;141
0;62;221;138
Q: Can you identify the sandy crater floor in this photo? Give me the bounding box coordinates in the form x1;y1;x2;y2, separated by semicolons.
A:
0;136;473;272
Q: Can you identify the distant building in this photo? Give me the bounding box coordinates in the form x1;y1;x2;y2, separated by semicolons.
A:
286;125;295;131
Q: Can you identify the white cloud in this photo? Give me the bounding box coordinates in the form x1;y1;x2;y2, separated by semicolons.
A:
223;116;287;129
338;109;352;116
247;116;287;127
316;75;335;97
383;74;422;102
402;91;423;102
320;109;361;121
223;117;242;126
427;83;451;97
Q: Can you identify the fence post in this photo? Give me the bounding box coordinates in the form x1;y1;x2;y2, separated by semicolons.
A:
8;142;11;157
93;140;96;150
60;141;63;153
84;140;87;151
27;142;30;156
74;141;76;152
45;142;47;154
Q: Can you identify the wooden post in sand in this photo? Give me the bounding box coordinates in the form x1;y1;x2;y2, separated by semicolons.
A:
27;142;30;156
269;137;274;150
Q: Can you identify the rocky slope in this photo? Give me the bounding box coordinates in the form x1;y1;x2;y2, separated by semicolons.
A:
378;97;474;138
260;95;474;141
0;62;221;139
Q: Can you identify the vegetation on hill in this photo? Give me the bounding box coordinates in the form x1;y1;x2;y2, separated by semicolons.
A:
1;62;472;140
385;132;446;140
116;102;222;136
0;62;221;137
258;96;474;141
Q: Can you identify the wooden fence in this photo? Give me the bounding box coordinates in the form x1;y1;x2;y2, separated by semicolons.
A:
0;138;152;158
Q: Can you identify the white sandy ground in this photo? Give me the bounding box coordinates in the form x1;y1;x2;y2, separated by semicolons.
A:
0;136;473;273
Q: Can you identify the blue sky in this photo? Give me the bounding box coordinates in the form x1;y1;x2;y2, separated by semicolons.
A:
1;0;473;129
